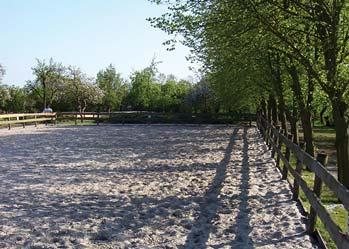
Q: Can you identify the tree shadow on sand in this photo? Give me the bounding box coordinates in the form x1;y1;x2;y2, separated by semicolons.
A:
179;127;252;248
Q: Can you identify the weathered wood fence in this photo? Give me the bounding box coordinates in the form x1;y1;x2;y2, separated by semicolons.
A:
59;112;103;125
257;113;349;249
0;113;56;130
58;111;256;125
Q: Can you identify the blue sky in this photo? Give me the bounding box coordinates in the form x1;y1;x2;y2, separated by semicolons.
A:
0;0;196;86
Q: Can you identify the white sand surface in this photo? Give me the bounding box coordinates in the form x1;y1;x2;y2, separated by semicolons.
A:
0;125;318;248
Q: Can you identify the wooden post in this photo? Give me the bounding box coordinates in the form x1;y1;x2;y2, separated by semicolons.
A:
8;117;11;130
261;116;266;139
264;118;269;141
22;116;25;128
282;134;293;180
75;114;78;125
276;129;283;169
271;126;280;158
34;115;37;127
293;142;305;200
308;153;328;233
265;123;269;144
260;116;266;139
268;125;273;150
97;112;100;126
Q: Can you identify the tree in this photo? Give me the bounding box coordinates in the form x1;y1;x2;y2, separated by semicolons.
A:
0;85;10;112
128;64;161;111
159;76;191;112
5;87;29;113
66;66;103;112
97;64;126;112
30;58;65;110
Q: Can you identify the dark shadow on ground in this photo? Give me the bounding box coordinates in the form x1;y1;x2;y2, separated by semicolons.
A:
180;127;240;248
227;127;254;248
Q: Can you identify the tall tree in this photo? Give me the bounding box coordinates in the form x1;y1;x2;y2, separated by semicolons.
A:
30;58;65;110
97;64;126;112
66;66;103;112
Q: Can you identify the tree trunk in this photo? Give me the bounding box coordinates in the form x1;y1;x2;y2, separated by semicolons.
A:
278;102;288;135
300;110;314;156
273;55;288;135
261;99;267;117
320;106;327;125
269;94;278;126
267;96;272;123
43;81;47;110
287;64;314;156
331;98;349;188
286;109;299;144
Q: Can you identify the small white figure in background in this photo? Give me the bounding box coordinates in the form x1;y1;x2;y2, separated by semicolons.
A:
43;105;53;113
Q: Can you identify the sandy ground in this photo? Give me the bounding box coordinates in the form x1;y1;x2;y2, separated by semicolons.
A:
0;124;318;249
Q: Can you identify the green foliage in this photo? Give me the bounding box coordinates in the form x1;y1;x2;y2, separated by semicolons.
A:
97;64;126;112
0;60;203;114
6;87;29;112
128;66;161;110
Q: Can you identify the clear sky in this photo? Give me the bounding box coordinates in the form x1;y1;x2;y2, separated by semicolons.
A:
0;0;196;86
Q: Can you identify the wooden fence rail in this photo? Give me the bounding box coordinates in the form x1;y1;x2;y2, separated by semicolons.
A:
58;111;256;125
0;113;56;130
257;113;349;249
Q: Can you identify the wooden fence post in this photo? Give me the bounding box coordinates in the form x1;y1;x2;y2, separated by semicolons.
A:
75;114;78;125
34;115;37;127
97;112;100;126
308;153;328;234
276;129;283;169
8;117;11;130
260;116;265;138
22;116;25;128
268;125;273;150
271;126;280;158
293;142;305;200
282;134;293;180
261;117;266;139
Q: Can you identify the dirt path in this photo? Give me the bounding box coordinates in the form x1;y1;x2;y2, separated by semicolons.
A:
0;125;318;248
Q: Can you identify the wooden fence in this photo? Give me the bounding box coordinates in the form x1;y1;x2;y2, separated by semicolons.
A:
58;111;256;125
59;112;103;125
257;113;349;249
0;113;56;130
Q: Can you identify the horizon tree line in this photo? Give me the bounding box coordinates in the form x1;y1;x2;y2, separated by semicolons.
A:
0;58;224;114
